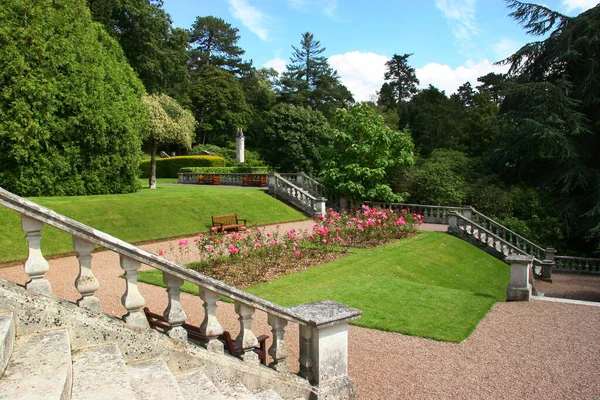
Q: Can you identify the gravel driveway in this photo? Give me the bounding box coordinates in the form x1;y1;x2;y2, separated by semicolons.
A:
0;222;598;399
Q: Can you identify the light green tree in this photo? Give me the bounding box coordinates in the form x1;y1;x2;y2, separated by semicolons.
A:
143;94;196;189
321;103;415;202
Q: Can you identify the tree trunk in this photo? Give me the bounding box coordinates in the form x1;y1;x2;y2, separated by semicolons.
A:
149;142;157;189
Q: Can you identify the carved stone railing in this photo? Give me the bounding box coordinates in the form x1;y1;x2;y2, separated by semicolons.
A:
0;186;361;399
268;174;327;217
555;256;600;275
278;172;326;198
178;172;267;186
363;202;468;224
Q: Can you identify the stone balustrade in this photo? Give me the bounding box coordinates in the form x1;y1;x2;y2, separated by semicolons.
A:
268;174;327;217
278;172;327;198
363;202;467;224
0;186;361;399
555;256;600;274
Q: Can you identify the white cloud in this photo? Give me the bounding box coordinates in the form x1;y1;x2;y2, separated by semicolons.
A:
264;56;287;74
286;0;341;20
228;0;269;41
416;59;509;95
328;51;389;102
435;0;479;52
562;0;597;12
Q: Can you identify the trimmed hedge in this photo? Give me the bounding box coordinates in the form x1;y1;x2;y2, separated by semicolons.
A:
180;166;272;174
140;156;225;178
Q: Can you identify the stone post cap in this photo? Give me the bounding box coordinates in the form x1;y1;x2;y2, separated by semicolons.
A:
545;248;557;253
289;300;362;328
505;254;533;264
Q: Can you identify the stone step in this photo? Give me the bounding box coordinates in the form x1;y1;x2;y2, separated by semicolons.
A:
175;369;227;400
72;343;136;400
126;358;185;400
0;328;72;400
254;389;284;400
0;310;15;376
215;379;256;399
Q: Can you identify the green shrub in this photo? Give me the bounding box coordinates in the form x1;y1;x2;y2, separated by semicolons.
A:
180;166;272;174
190;143;266;167
0;0;148;196
140;156;225;178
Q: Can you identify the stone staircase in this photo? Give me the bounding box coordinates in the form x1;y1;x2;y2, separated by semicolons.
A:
0;186;361;399
0;281;298;399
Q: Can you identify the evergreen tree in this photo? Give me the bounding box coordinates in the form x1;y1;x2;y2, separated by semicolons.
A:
279;32;353;119
379;53;420;127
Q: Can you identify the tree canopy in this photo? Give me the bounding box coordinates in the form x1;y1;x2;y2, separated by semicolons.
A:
0;0;148;196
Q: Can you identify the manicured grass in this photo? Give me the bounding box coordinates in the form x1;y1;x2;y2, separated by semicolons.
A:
0;180;306;263
138;232;509;342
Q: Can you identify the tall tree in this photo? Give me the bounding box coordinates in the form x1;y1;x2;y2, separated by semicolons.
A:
279;32;353;119
0;0;148;196
495;1;600;250
143;94;196;189
87;0;189;96
379;53;420;127
188;16;251;75
476;72;507;105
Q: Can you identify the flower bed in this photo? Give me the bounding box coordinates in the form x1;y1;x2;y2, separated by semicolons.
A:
159;205;423;288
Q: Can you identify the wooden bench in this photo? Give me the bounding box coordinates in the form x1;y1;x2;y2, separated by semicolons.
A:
241;174;267;187
212;214;246;233
198;173;220;185
143;307;268;365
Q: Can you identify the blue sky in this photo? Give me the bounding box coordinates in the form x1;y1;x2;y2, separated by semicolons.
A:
162;0;596;101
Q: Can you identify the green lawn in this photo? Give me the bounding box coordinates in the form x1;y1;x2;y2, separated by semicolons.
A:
0;180;306;263
138;231;509;343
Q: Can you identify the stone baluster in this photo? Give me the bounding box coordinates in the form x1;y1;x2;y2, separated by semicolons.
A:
506;255;533;301
119;255;148;328
291;300;362;399
199;289;224;353
234;302;260;365
21;215;51;296
162;273;187;341
73;237;101;312
268;314;290;373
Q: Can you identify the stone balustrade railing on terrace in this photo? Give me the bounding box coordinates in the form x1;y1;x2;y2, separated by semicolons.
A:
277;172;327;198
268;174;327;217
0;186;361;399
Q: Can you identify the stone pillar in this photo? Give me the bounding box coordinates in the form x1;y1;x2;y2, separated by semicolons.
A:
163;273;187;341
462;207;473;220
314;197;327;217
268;314;290;373
119;255;148;328
541;248;556;282
236;128;245;163
73;236;101;312
506;255;533;301
291;300;362;399
199;288;224;353
447;211;460;235
296;172;305;188
339;196;348;212
21;215;51;296
234;302;260;365
267;175;276;195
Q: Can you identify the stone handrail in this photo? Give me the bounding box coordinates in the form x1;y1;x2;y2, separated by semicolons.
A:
269;174;326;217
178;172;269;186
469;208;546;260
555;256;600;274
0;186;360;397
277;172;326;198
363;202;467;224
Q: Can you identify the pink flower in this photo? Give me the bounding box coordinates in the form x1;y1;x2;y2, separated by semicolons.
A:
204;245;214;251
178;240;188;246
211;226;218;232
316;215;324;220
295;251;300;257
276;224;280;228
267;233;271;237
244;253;249;258
158;250;166;256
228;245;239;255
322;239;327;244
197;233;204;238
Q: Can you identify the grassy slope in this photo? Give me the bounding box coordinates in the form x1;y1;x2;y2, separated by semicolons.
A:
138;231;509;343
246;232;508;342
0;180;305;263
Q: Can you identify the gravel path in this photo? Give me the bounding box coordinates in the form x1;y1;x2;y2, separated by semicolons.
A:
1;222;598;399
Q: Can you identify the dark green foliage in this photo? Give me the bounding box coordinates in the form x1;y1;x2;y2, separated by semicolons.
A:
87;0;190;97
322;103;414;202
0;0;147;196
180;166;272;174
495;1;600;251
188;16;251;75
278;32;353;119
189;65;250;146
260;104;333;174
139;156;225;178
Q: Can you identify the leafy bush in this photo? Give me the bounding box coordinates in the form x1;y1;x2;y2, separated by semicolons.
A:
0;0;148;196
180;166;272;174
190;142;266;167
139;156;225;178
